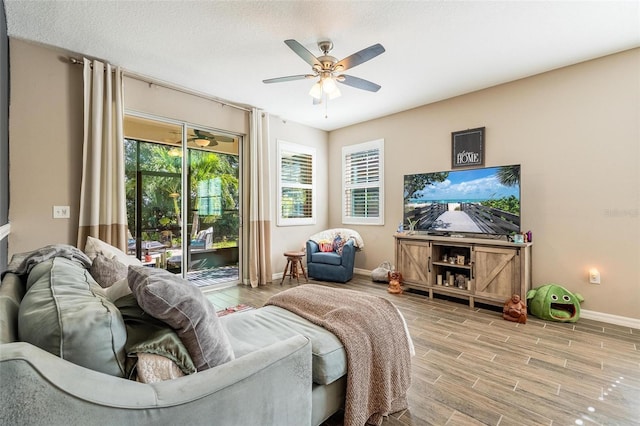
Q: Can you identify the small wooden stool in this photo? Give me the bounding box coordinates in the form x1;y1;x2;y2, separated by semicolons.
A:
280;251;308;285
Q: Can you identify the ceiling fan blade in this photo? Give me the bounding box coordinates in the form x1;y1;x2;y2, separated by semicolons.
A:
284;39;322;68
192;129;235;144
215;135;235;143
335;43;385;71
263;74;313;84
338;75;381;92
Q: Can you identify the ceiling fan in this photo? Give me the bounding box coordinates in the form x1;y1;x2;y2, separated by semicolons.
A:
188;129;235;147
169;129;235;148
263;39;385;103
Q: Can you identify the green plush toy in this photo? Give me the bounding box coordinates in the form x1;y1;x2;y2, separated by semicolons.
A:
526;284;584;323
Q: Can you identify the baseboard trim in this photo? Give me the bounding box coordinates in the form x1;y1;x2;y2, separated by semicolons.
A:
354;267;370;276
355;268;638;329
580;309;640;329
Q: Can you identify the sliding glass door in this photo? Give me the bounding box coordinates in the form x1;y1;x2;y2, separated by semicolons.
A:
124;115;241;288
183;125;240;284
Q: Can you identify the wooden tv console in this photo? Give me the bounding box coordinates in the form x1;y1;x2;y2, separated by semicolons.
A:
394;233;532;308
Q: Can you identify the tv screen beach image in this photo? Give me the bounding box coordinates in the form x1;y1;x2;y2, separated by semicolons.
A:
403;165;521;235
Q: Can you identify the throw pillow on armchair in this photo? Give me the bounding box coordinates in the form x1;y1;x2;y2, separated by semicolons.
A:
319;240;334;252
333;235;346;254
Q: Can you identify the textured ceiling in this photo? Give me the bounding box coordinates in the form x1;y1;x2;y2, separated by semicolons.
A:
4;1;640;131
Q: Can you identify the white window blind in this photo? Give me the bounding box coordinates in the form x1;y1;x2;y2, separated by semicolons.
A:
342;139;384;225
277;140;316;226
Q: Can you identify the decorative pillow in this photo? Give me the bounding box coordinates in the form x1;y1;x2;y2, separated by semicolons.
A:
127;266;235;371
319;240;334;252
90;253;128;288
333;235;346;255
18;257;127;377
106;277;132;303
309;228;364;250
135;353;186;383
115;294;196;378
84;236;142;267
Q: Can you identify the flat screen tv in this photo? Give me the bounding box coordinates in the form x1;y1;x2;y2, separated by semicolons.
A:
403;164;521;236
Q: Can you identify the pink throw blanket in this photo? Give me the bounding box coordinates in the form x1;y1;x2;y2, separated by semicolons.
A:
266;284;411;426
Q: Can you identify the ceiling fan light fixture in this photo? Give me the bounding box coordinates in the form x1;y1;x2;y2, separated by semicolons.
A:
264;39;385;104
168;147;182;157
194;138;210;147
309;81;323;99
328;85;341;100
322;76;337;94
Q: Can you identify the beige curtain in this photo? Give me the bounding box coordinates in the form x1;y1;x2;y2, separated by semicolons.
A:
77;58;127;252
248;108;272;287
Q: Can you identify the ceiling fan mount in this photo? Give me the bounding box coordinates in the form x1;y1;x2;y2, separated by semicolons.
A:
263;39;385;103
318;40;333;55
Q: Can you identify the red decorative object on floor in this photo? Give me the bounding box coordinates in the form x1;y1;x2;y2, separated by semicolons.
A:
216;304;254;317
503;294;527;323
387;271;403;294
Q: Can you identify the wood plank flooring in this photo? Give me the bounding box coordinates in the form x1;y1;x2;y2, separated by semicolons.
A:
205;275;640;425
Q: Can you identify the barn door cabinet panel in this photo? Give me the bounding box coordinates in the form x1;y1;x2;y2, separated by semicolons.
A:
474;246;521;302
396;239;430;286
394;233;532;308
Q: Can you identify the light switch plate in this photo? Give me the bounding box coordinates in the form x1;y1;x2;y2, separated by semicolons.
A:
53;205;70;219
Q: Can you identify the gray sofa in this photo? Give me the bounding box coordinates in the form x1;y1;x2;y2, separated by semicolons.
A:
0;256;346;425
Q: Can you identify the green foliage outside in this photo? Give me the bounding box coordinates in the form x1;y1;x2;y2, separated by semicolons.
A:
124;139;239;248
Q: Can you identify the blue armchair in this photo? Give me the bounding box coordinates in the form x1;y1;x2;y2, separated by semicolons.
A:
306;239;356;283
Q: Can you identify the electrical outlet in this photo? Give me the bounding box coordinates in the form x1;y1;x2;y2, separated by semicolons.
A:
589;269;601;284
53;205;70;219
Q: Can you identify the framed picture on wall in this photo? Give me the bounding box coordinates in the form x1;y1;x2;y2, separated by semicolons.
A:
452;127;485;169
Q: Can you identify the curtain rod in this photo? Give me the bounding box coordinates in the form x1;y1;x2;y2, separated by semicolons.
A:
68;56;251;113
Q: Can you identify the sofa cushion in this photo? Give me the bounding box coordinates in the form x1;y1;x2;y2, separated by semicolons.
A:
221;305;346;385
115;294;196;377
18;257;127;377
127;266;235;371
310;252;342;266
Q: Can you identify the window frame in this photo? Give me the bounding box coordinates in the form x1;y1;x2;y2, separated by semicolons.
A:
277;140;316;226
341;139;384;226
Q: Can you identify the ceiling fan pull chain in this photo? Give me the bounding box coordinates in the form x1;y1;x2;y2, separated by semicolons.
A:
325;95;329;119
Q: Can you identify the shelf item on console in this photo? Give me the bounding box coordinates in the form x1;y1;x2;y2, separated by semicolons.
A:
394;233;532;308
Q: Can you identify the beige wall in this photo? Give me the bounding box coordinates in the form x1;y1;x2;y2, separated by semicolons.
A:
329;48;640;320
267;115;329;276
124;76;248;135
9;39;84;254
